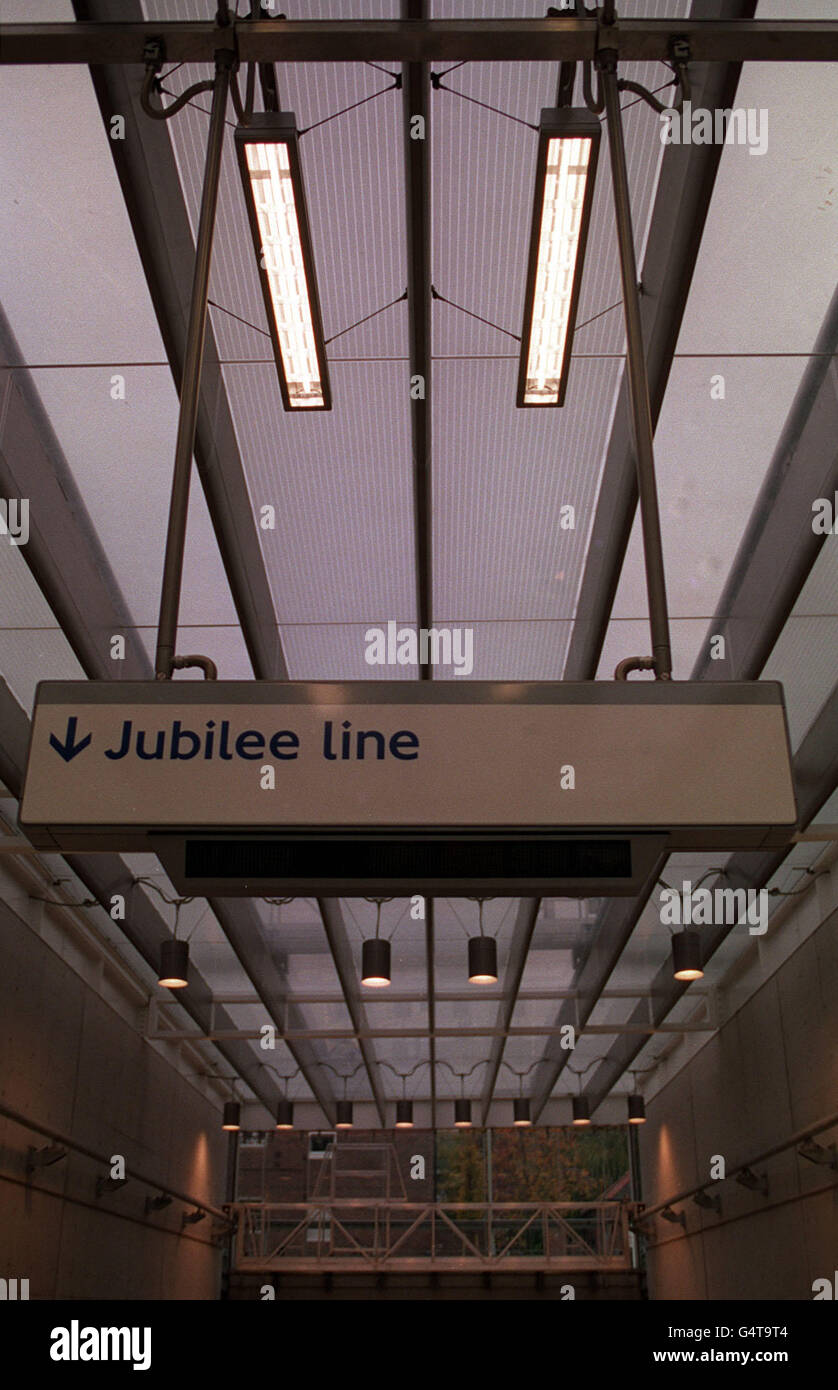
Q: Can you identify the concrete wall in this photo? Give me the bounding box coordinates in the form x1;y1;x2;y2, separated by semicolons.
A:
0;897;227;1300
639;899;838;1300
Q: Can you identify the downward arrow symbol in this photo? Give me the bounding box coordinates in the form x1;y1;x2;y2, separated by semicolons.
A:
49;716;92;763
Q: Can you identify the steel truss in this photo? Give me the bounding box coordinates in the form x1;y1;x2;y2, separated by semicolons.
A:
231;1199;635;1271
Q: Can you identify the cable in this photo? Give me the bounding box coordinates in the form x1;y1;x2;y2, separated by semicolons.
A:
299;77;401;138
140;62;216;123
430;286;520;343
430;73;539;133
230;61;256;127
324;291;408;347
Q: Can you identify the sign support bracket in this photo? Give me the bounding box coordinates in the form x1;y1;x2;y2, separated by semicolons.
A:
154;49;234;680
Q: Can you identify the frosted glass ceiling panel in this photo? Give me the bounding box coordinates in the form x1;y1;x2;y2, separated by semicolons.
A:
279;624;417;680
676;45;838;356
226;361;415;624
0;50;253;676
609;358;806;620
588;28;838;681
0;38;162;364
433;359;621;624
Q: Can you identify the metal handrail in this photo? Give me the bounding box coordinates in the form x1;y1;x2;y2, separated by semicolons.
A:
0;1098;230;1223
638;1107;838;1222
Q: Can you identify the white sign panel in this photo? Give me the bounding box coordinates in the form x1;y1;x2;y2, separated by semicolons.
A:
20;682;796;869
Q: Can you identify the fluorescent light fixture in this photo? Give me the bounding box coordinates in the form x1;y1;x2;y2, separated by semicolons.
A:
518;107;600;407
235;113;331;411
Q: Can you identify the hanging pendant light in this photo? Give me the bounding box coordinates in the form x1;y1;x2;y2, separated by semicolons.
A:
468;901;497;983
361;937;391;988
395;1100;414;1129
335;1100;353;1129
454;1099;472;1127
572;1096;591;1126
672;929;703;980
158;938;188;989
513;1097;532;1126
276;1099;294;1130
362;900;392;986
222;1101;241;1132
628;1094;646;1124
468;935;498;983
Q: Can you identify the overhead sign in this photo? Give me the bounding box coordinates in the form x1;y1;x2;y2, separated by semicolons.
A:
19;680;797;895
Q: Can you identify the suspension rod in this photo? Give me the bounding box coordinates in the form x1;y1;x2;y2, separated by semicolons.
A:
155;51;233;679
600;50;673;679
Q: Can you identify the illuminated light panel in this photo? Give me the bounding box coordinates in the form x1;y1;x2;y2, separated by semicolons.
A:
235;114;331;411
518;109;601;408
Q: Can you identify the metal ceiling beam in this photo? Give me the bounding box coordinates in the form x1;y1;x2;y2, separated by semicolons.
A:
73;0;286;682
528;885;662;1121
479;899;540;1124
691;281;838;683
317;899;388;1125
147;1020;715;1042
208;986;708;1005
403;0;433;672
553;281;838;1117
0;329;333;1121
205;897;336;1121
3;19;838;65
0;306;148;680
0;678;281;1119
563;0;757;682
584;681;838;1113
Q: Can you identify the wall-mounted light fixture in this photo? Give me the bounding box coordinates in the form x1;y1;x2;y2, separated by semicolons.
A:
235;113;331;411
518;107;601;407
